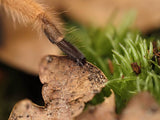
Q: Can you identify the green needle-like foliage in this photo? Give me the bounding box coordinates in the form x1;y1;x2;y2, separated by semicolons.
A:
109;36;160;112
65;13;160;112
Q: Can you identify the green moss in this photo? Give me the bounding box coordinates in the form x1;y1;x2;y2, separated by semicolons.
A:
65;12;160;112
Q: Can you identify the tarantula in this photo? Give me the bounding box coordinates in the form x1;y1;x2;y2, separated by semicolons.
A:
0;0;86;66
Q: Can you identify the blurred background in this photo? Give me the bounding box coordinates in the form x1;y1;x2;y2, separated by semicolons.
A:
1;0;160;119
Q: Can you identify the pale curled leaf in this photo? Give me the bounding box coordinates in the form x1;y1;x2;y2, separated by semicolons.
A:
40;55;107;117
120;92;160;120
9;55;107;120
51;0;160;33
76;91;117;120
0;13;61;74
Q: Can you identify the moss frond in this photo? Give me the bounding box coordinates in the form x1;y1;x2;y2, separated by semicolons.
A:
65;12;160;112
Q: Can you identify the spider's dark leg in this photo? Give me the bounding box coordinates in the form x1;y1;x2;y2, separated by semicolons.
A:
56;39;86;66
43;17;86;66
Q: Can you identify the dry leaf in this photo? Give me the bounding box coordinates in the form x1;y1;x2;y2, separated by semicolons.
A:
50;0;160;33
9;55;107;120
76;91;117;120
0;13;61;74
120;92;160;120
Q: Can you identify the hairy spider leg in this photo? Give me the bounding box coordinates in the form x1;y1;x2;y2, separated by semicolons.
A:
1;0;86;66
